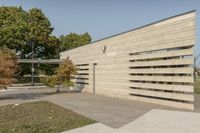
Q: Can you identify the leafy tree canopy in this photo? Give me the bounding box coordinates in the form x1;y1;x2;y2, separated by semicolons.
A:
0;6;92;76
0;6;60;59
0;6;60;75
60;32;91;51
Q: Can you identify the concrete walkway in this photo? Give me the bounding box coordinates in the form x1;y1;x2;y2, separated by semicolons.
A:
62;123;115;133
62;109;200;133
0;88;76;106
119;109;200;133
44;93;189;128
0;89;200;130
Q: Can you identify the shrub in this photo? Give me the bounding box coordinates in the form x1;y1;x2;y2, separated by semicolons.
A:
0;47;19;89
40;75;58;88
40;57;77;92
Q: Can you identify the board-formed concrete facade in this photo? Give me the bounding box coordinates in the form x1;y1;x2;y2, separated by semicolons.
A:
60;11;196;110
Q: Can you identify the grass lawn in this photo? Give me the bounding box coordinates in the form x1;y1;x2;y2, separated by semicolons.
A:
194;79;200;94
0;101;96;133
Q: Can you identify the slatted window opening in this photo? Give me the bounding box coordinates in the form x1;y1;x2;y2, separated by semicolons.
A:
74;64;90;85
129;45;194;110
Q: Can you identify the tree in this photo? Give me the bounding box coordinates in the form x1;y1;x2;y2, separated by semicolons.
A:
60;32;92;51
41;57;77;92
0;6;27;51
0;47;18;89
0;6;60;75
0;6;92;77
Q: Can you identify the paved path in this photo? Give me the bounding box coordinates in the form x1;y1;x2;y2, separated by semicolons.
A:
0;89;200;129
62;123;115;133
0;88;75;106
118;109;200;133
62;109;200;133
45;93;159;128
43;93;191;128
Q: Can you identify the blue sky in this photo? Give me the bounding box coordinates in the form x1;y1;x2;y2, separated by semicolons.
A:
0;0;200;64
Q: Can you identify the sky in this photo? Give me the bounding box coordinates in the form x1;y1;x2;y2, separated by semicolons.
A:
0;0;200;64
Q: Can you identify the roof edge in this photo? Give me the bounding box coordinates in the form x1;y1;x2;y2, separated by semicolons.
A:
60;9;196;54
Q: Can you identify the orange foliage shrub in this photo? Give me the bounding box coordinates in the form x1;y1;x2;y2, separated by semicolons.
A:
0;48;18;89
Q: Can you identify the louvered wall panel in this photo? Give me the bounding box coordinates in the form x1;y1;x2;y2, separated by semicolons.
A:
60;11;196;110
73;64;90;91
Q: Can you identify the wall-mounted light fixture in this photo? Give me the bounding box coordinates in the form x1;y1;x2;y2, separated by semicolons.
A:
102;45;107;53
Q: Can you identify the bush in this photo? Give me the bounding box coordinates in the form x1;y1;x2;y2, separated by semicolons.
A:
0;47;19;89
40;57;77;91
40;76;74;88
40;76;58;88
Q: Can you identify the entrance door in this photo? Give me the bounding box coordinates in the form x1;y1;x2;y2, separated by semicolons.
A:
93;63;97;94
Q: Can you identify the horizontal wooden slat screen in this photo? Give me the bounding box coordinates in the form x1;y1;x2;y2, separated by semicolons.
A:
129;82;193;92
61;11;196;110
130;75;193;83
129;58;193;67
129;46;194;110
74;64;90;85
129;18;195;110
127;95;194;110
129;89;194;101
130;48;193;61
129;67;193;74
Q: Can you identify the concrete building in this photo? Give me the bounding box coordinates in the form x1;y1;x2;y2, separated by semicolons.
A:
60;11;196;110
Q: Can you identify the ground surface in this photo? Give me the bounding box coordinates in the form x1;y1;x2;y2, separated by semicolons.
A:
0;101;95;133
0;88;75;106
62;109;200;133
118;109;200;133
0;88;200;128
45;93;199;128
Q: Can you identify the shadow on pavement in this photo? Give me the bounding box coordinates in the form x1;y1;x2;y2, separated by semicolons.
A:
0;92;48;100
0;89;80;100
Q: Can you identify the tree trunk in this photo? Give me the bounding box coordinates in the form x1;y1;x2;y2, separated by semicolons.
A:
56;80;61;93
4;86;7;90
56;88;60;93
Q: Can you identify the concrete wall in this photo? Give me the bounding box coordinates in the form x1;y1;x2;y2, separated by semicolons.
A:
60;11;196;110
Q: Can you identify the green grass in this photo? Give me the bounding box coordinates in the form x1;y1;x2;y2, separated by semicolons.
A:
0;101;96;133
194;79;200;94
